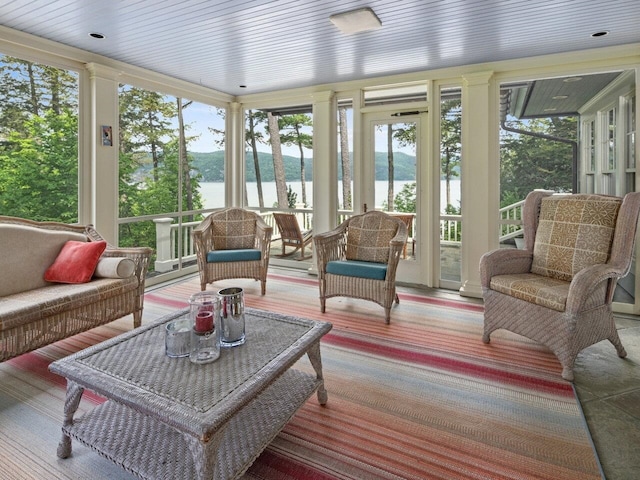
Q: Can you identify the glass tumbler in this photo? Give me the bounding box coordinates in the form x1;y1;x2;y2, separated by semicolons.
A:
165;317;192;358
218;287;246;347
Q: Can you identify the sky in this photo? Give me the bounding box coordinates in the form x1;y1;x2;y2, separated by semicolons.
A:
177;98;414;157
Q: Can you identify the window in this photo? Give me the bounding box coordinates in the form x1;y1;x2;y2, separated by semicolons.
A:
337;99;354;214
0;54;79;222
606;108;617;172
625;95;636;193
118;83;225;273
244;105;313;210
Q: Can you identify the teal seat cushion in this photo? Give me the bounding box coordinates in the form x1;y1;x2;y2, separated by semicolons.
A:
326;260;387;280
206;249;261;263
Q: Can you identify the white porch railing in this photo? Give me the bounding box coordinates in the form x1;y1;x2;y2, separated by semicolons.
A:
499;200;525;242
153;218;200;273
151;200;525;272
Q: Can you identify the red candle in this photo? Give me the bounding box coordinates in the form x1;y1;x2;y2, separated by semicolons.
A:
194;311;213;333
200;303;214;313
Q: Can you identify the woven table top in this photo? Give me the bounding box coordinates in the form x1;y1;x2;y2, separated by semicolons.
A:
50;307;332;439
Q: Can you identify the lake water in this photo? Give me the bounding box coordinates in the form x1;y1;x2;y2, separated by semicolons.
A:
199;180;461;210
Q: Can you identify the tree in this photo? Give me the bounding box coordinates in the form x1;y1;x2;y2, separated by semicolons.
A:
267;112;288;208
0;56;79;222
441;99;461;211
394;182;416;213
246;110;266;207
0;110;78;221
119;86;175;182
338;107;352;209
500;117;575;205
391;122;417;213
176;97;196;219
280;113;312;206
386;124;394;211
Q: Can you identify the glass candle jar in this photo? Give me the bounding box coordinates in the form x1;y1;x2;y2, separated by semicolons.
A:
188;291;221;364
218;287;246;347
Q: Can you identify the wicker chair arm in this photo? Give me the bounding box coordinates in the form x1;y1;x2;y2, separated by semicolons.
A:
479;248;533;288
566;263;629;313
313;228;347;273
192;224;213;277
389;220;408;250
254;217;273;252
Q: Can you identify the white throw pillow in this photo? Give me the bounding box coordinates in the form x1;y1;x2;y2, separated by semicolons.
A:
93;257;136;279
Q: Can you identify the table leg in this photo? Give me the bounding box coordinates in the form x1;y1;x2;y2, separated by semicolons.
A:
57;381;84;459
183;428;226;480
307;342;328;405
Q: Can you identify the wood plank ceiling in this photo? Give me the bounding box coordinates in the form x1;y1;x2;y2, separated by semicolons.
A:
0;0;638;96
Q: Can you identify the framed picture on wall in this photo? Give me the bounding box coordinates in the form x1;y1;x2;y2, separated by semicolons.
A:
102;125;113;146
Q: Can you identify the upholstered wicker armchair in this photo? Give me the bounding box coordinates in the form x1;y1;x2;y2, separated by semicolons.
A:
192;208;273;295
313;211;408;324
480;191;640;381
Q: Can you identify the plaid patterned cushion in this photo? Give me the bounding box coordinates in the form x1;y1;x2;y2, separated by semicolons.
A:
531;195;621;281
345;214;398;264
490;273;570;311
210;209;257;250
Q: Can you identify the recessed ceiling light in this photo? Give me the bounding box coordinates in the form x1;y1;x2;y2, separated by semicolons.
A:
330;7;382;34
89;32;105;39
552;95;569;100
591;31;609;38
544;108;557;112
563;77;583;83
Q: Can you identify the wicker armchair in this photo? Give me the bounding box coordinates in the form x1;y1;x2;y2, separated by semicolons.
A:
313;211;408;324
480;191;640;381
192;208;273;295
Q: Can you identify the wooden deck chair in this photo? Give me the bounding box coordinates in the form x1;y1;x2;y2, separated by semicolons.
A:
273;212;313;260
390;213;414;259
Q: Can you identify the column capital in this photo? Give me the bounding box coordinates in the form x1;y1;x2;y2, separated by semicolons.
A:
312;90;335;104
462;71;494;87
85;63;121;81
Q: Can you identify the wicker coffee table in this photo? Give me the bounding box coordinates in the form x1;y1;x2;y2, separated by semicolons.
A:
49;307;332;480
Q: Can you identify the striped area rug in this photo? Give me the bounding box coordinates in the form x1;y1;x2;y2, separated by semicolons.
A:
0;272;602;480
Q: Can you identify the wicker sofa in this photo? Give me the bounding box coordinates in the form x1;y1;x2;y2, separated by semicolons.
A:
0;216;152;362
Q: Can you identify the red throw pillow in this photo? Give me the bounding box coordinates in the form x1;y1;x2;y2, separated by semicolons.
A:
44;240;107;284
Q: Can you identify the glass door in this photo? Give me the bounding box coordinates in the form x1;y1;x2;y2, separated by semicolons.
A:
362;112;425;284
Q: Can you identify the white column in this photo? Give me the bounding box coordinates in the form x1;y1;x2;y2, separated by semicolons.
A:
311;91;337;272
86;63;120;244
459;71;499;298
227;101;244;207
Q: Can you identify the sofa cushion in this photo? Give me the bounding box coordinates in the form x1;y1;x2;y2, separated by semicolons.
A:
93;257;136;279
326;260;388;280
345;215;397;264
206;249;261;263
0;224;88;296
45;240;107;284
0;277;138;331
531;195;620;281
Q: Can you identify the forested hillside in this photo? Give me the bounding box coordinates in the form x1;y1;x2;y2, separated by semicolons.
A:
186;150;417;182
